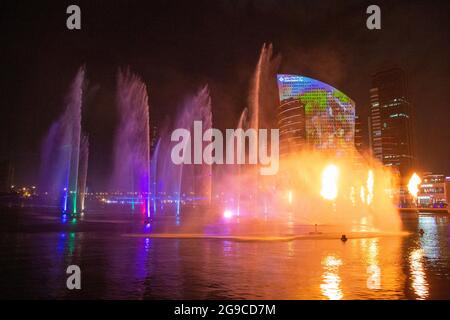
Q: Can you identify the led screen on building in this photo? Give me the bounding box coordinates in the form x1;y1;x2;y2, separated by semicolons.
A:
277;74;355;155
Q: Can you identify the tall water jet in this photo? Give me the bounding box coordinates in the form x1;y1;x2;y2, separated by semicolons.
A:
150;138;161;215
40;67;85;214
156;86;212;221
111;69;151;217
77;134;89;212
235;108;248;217
247;43;280;216
248;43;280;133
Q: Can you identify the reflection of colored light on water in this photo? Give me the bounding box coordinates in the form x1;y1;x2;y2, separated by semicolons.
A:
67;232;76;255
409;248;429;300
408;173;421;199
57;233;67;254
144;238;151;252
320;164;339;200
320;255;343;300
223;209;233;219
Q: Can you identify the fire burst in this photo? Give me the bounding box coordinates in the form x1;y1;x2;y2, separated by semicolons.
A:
288;190;293;205
320;164;339;200
408;173;421;199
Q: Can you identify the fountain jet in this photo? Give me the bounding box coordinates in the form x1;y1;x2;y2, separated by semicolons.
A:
40;67;85;214
111;69;151;217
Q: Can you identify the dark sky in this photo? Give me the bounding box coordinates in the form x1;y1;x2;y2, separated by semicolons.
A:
1;0;449;190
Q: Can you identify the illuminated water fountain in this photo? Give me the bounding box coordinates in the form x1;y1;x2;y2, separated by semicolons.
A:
40;67;87;214
152;86;212;223
39;47;402;238
111;69;151;217
142;43;402;235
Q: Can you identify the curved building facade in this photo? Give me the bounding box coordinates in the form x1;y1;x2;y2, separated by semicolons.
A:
277;74;355;157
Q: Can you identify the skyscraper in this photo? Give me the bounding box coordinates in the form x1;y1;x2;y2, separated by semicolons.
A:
277;74;355;157
369;68;415;176
354;114;364;154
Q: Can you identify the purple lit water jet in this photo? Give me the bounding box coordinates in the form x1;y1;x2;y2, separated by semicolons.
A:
111;69;151;217
154;86;212;223
40;67;85;214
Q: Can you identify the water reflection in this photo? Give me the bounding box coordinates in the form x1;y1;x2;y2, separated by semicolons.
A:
2;209;450;299
409;248;429;300
57;232;76;256
321;255;343;300
365;238;381;290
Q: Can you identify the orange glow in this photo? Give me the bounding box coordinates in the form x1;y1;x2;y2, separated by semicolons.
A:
367;170;374;205
287;190;293;205
409;249;429;300
320;164;339;200
408;173;421;199
321;255;343;300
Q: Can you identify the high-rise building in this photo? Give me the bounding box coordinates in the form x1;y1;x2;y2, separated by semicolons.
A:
369;68;415;176
276;74;355;157
354;114;364;153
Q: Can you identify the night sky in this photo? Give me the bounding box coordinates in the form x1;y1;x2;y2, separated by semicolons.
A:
1;0;449;190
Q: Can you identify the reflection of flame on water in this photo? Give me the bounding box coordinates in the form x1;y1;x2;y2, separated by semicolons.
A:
367;265;381;290
320;164;339;201
365;238;380;290
321;255;343;300
409;248;429;300
408;173;421;199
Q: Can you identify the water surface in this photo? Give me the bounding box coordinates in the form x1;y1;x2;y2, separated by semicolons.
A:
0;208;448;299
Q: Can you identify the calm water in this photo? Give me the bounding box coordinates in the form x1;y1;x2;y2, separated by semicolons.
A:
0;207;449;299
